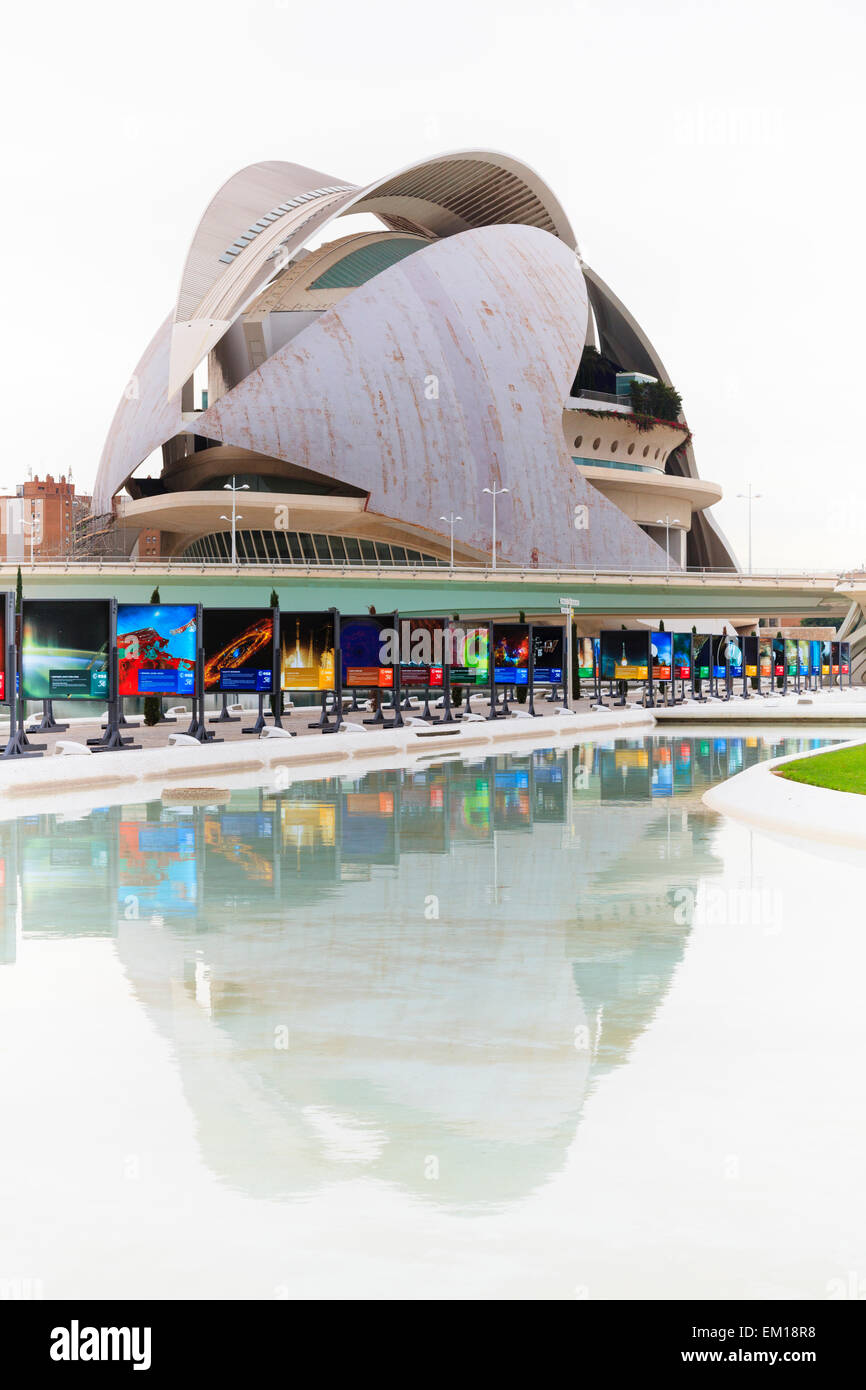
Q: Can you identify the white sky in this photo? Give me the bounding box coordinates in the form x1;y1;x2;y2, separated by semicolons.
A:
1;0;863;571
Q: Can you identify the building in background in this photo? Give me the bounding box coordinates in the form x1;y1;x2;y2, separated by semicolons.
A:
0;474;91;561
92;150;736;571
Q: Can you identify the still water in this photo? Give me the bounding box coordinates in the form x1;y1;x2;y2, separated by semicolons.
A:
1;730;865;1300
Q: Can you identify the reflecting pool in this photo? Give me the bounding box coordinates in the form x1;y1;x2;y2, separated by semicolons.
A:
1;730;865;1300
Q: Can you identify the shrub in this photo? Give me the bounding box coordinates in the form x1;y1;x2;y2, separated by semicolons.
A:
627;379;683;422
144;696;162;726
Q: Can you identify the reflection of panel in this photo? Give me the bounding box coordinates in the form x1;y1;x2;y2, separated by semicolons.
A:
493;759;532;830
341;773;399;865
531;750;566;822
599;746;651;801
447;766;493;842
651;744;673;798
203;811;275;892
0;825;15;963
118;818;198;919
20;816;115;931
673;740;693;792
275;788;341;894
398;771;448;854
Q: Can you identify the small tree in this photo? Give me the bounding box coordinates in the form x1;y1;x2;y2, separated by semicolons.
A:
269;589;282;717
143;586;162;725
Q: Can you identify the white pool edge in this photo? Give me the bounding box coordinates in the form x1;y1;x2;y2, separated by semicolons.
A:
702;737;866;849
0;706;655;821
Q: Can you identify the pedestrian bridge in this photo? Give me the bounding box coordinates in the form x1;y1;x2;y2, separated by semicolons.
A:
1;560;860;637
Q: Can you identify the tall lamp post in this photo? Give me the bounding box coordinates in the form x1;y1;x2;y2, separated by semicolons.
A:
656;515;681;574
482;484;509;571
439;512;462;570
221;476;249;565
26;502;40;566
736;484;763;575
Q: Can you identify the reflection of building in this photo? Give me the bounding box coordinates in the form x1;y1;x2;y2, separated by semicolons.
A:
1;739;780;1209
93;152;734;571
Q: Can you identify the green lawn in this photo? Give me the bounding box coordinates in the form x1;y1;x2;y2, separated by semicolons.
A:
777;743;866;794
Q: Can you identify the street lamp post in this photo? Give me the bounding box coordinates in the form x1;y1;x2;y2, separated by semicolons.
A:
439;512;462;570
221;476;249;564
736;484;763;575
482;484;509;571
656;515;682;574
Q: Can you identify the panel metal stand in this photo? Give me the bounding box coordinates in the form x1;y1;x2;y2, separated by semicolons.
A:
34;699;69;732
213;691;240;723
242;691;268;735
3;628;44;758
184;642;219;743
527;623;540;715
85;604;139;751
319;611;343;734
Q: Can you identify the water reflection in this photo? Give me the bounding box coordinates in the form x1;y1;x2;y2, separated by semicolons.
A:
0;733;837;1210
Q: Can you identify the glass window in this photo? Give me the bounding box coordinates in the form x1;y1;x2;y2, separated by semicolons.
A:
329;535;347;562
313;534;332;562
406;549;422;564
288;533;303;561
374;542;393;564
300;533;316;561
273;530;290;561
344;537;362;561
359;539;376;562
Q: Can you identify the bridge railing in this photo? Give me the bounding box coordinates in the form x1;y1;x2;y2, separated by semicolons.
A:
0;557;856;583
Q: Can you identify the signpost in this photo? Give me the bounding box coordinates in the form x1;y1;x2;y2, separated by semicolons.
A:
559;597;579;708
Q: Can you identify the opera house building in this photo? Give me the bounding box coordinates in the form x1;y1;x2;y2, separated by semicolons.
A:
93;151;734;572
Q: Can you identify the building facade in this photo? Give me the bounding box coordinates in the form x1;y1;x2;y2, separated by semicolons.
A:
93;151;736;572
0;474;90;561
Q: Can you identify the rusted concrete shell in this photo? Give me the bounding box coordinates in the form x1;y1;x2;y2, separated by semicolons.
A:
95;313;184;515
194;224;667;570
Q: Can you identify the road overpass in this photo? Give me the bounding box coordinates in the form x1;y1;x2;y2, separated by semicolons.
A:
0;562;853;628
